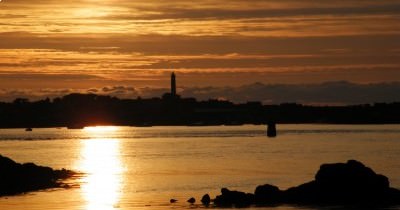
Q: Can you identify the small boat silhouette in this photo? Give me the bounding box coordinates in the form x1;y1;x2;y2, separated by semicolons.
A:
25;128;33;132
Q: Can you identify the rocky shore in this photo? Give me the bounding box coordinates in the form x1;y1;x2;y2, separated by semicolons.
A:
0;155;76;196
184;160;400;207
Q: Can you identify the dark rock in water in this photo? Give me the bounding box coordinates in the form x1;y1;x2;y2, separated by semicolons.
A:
170;198;177;203
212;160;400;207
315;160;390;203
187;197;196;204
254;184;282;204
284;160;397;205
214;188;254;207
283;180;318;204
201;194;211;205
267;122;277;137
0;154;76;196
386;187;400;203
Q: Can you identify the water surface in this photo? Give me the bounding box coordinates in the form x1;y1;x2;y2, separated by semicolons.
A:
0;125;399;210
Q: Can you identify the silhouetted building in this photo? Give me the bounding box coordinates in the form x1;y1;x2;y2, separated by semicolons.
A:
162;72;180;100
171;72;176;97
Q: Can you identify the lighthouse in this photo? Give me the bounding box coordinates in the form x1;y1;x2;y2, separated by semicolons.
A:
162;72;180;100
171;72;176;97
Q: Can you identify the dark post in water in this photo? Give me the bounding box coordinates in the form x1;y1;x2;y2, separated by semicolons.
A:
267;122;277;137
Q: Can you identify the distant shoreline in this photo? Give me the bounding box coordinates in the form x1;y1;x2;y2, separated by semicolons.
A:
1;93;400;128
1;123;400;130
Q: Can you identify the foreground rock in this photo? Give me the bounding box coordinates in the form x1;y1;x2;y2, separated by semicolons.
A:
212;160;400;207
187;197;196;204
201;194;211;205
214;188;254;207
0;154;76;196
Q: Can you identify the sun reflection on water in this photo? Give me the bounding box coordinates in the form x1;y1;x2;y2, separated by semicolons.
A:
78;131;123;209
83;126;120;132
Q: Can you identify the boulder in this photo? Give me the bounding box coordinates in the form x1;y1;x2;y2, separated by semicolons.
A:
283;181;318;203
211;160;400;207
0;154;76;196
214;188;254;207
284;160;399;205
314;160;390;203
254;184;282;204
187;197;196;204
201;194;211;205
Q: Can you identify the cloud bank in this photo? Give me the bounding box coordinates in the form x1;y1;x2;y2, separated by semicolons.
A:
1;0;400;90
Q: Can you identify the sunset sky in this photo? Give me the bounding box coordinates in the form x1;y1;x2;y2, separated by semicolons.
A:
1;0;400;103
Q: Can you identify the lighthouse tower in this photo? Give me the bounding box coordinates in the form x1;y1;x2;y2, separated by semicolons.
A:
171;72;176;97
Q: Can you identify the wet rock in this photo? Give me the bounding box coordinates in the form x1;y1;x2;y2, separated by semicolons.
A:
187;197;196;204
214;188;254;207
284;160;396;205
201;194;211;205
317;160;390;203
212;160;400;207
0;154;76;196
386;187;400;203
283;180;318;203
254;184;282;204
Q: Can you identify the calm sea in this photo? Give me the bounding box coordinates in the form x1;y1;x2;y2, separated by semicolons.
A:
0;125;399;210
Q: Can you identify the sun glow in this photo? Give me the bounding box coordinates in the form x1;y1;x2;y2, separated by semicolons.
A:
78;139;124;210
84;126;120;132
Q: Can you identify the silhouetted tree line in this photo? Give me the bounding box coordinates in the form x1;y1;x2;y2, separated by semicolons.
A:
0;93;399;128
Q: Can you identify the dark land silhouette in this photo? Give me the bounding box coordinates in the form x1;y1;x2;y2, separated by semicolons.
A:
0;155;76;196
189;160;400;207
1;73;400;128
0;93;400;128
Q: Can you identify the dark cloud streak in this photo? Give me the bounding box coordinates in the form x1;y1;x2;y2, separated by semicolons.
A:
1;33;399;55
105;4;400;20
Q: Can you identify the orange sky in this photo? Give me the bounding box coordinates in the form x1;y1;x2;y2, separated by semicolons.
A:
0;0;400;99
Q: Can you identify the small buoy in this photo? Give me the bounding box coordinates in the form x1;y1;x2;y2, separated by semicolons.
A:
187;197;196;204
267;122;277;137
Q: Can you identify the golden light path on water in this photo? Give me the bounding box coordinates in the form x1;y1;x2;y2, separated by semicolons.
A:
78;126;124;210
